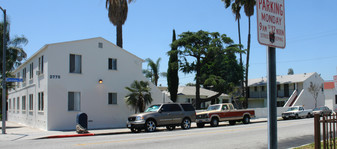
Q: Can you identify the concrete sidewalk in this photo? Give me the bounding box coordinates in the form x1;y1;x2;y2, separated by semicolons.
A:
0;117;273;141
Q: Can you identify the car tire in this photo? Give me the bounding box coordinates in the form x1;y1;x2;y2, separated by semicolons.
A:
131;127;141;133
145;120;156;132
229;120;236;125
242;115;250;124
166;125;176;131
197;123;205;128
295;114;299;119
306;113;311;118
210;118;219;127
181;118;191;129
282;117;288;120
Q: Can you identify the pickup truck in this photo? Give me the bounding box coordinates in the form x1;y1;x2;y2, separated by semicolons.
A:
282;106;313;119
196;103;255;128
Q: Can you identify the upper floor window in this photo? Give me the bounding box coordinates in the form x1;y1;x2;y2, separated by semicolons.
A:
22;68;26;82
29;63;33;79
108;58;117;70
98;42;103;48
38;55;44;74
69;54;82;73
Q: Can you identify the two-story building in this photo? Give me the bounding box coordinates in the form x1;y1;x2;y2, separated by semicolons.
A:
247;72;325;109
7;37;165;130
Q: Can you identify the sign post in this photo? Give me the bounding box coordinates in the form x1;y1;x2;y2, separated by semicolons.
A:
257;0;286;148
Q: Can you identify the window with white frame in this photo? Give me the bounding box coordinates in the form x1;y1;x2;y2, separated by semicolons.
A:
29;63;33;79
29;94;33;111
13;98;16;111
22;68;26;82
108;93;117;104
68;92;80;111
22;96;26;111
8;98;11;111
38;92;44;111
69;54;82;73
108;58;117;70
17;97;20;111
38;55;44;74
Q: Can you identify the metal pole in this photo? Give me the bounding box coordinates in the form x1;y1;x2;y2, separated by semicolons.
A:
1;7;7;134
267;46;277;149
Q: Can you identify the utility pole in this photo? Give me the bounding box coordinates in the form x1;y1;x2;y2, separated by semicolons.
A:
0;6;7;134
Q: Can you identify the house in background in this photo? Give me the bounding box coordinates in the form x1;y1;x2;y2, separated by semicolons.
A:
7;37;165;131
324;80;337;111
247;72;325;109
161;86;229;109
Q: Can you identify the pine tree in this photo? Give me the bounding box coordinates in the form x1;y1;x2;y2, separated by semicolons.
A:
167;29;179;102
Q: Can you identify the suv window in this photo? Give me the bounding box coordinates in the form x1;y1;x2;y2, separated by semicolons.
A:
181;104;195;111
161;104;182;112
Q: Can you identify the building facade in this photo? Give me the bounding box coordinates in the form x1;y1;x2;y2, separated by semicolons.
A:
7;37;164;130
247;72;325;109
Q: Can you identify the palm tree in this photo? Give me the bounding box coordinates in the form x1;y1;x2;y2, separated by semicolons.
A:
242;0;256;108
125;80;153;113
0;22;28;73
105;0;134;48
223;0;245;99
145;58;161;86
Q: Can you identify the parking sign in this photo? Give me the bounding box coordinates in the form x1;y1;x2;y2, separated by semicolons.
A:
256;0;286;48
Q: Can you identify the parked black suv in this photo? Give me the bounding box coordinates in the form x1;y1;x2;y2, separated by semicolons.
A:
126;103;196;132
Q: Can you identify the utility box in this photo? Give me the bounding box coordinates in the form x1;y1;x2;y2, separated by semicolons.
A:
76;113;88;134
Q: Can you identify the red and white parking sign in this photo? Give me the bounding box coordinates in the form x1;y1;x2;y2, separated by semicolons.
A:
256;0;286;48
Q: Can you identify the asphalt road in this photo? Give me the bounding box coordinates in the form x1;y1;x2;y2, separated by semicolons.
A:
1;118;314;149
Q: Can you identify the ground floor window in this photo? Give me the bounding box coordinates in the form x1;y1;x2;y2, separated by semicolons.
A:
22;96;26;111
108;93;117;104
8;99;11;111
17;97;20;112
29;94;34;111
38;92;44;111
277;101;285;107
68;92;80;111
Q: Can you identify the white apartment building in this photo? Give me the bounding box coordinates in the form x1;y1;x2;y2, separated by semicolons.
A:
7;37;165;130
247;72;325;109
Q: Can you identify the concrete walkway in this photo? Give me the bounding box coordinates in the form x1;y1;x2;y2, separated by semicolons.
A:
0;117;274;141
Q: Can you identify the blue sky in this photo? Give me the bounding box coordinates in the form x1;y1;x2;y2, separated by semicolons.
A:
1;0;337;86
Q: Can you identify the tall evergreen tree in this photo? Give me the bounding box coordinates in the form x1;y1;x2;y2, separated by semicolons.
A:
167;29;179;102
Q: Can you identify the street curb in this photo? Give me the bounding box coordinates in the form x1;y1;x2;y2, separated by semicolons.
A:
38;133;95;139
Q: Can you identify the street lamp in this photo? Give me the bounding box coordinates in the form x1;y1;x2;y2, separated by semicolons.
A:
0;6;7;134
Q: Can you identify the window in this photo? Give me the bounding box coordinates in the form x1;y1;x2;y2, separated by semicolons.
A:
38;92;44;111
181;104;195;111
22;96;26;110
13;98;16;111
29;63;34;79
17;72;20;88
68;92;80;111
277;85;280;91
161;104;182;112
254;86;257;92
335;95;337;104
108;58;117;70
108;93;117;104
262;86;265;92
17;97;20;111
8;99;11;110
29;94;33;111
38;55;44;74
22;68;26;82
98;42;103;48
69;54;82;73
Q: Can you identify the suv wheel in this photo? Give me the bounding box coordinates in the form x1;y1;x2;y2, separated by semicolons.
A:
210;118;219;127
145;120;156;132
181;118;191;129
166;125;176;131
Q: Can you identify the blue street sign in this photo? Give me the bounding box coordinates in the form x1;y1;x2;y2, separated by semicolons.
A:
5;78;23;82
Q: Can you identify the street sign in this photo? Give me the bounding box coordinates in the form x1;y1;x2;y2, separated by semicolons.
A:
256;0;286;48
6;78;23;82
